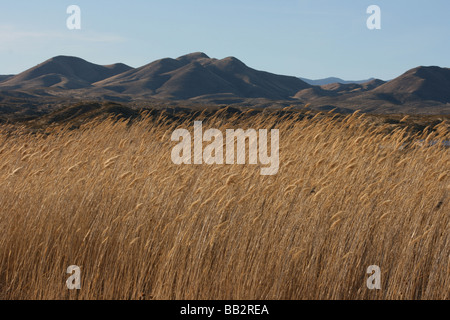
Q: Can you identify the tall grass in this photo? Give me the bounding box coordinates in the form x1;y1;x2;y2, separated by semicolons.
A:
0;110;448;300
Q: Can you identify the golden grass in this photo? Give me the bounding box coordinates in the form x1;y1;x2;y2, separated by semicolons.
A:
0;111;448;300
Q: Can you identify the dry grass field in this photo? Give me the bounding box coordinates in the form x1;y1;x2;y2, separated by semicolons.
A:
0;108;448;300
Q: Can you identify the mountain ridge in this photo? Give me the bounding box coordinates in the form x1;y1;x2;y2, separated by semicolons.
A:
299;77;377;86
0;54;449;114
1;56;133;90
93;52;311;100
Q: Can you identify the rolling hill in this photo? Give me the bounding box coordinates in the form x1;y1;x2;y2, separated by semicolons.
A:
0;75;14;83
299;77;376;86
0;53;449;114
94;52;311;100
368;66;450;103
0;56;133;90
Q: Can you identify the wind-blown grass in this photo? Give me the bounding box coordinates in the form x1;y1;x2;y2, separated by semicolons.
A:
0;110;448;300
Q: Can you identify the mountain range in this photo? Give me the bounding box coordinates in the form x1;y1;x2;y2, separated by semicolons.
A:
1;53;449;114
299;77;376;86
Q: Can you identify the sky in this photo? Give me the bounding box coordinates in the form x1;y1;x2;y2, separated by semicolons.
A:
0;0;449;80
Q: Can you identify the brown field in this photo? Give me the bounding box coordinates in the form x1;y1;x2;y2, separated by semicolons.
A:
0;109;448;300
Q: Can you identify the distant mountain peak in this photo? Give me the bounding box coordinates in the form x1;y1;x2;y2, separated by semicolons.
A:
211;56;249;73
408;65;450;78
367;65;450;104
221;56;241;61
1;55;133;90
49;55;85;61
300;77;376;86
177;52;210;62
86;52;309;100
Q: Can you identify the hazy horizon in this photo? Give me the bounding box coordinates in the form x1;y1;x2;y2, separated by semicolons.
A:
1;0;449;80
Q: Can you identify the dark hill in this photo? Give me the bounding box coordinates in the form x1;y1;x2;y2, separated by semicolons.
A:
94;53;311;100
1;56;133;90
0;54;449;114
0;75;14;83
299;77;376;86
369;66;450;103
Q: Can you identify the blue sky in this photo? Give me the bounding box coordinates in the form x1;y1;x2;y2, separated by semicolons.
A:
0;0;449;80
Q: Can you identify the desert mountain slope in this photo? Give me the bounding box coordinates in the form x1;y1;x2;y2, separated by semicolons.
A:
369;66;450;103
294;78;386;100
299;77;376;86
0;75;14;83
0;54;449;114
1;56;133;90
94;52;311;99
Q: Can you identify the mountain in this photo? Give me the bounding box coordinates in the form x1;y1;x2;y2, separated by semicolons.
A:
0;75;14;83
320;79;386;92
367;66;450;103
0;54;449;114
299;77;376;86
0;56;133;90
294;79;386;100
94;53;235;98
94;52;311;100
299;68;450;114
